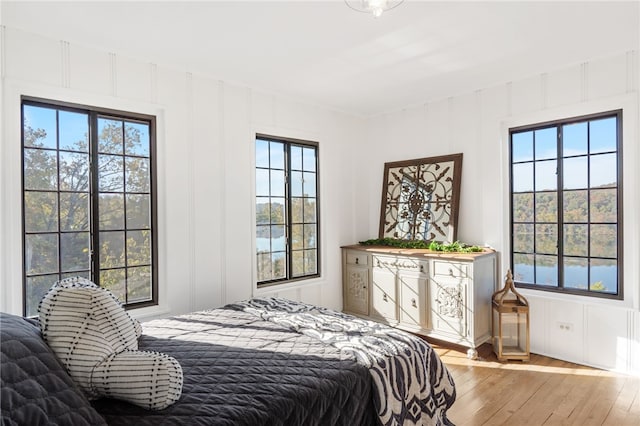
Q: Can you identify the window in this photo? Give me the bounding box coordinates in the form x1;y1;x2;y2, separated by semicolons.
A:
255;134;319;286
510;110;622;299
21;98;157;316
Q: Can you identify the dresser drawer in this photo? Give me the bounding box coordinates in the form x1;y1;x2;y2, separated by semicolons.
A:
346;251;368;266
432;261;468;278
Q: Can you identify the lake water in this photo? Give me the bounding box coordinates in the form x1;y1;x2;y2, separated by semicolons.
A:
513;263;617;293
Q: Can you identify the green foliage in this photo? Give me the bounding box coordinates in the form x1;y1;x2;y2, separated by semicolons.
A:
359;238;483;253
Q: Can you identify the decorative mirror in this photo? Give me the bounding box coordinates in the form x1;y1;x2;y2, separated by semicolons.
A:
379;153;463;242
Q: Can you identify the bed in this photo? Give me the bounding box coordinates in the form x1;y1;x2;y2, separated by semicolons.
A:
1;298;456;425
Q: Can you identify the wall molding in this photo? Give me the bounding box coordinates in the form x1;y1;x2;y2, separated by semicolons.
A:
108;52;117;96
60;40;70;88
218;80;227;304
580;62;589;102
186;72;196;312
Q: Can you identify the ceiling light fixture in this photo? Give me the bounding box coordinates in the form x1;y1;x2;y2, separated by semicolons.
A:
344;0;404;18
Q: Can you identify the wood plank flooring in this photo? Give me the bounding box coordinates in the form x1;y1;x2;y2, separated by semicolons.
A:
429;341;640;426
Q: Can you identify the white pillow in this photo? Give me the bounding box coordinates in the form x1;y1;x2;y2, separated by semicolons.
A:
39;277;182;410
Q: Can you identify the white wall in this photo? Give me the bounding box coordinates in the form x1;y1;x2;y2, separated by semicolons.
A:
360;52;640;375
0;26;365;319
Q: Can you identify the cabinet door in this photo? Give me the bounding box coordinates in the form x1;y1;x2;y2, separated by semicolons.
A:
398;271;428;328
344;265;369;316
371;268;397;322
430;277;468;338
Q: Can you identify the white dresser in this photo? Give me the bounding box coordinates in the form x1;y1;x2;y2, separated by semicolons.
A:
342;245;497;358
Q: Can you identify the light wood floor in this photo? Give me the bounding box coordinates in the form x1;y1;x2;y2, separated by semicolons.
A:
429;341;640;426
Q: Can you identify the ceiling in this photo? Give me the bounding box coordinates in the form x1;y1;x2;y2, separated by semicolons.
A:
2;1;639;116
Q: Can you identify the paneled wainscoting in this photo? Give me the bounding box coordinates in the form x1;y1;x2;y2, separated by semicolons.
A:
431;341;640;425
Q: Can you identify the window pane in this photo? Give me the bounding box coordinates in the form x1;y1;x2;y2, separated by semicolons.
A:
589;189;616;223
255;139;270;168
270;170;285;197
61;232;90;272
535;192;556;222
512;193;533;222
25;274;58;317
291;224;303;250
59;110;89;152
100;231;125;268
563;157;588;189
535;255;558;286
292;250;304;276
291;197;303;223
99;155;124;192
126;194;151;229
25;192;58;232
98;118;124;154
24;105;56;149
291;171;303;197
60;192;89;231
590;153;616;188
512;131;533;162
512;163;533;192
256;225;270;252
564;257;588;290
563;224;588;257
535;224;557;255
590;224;617;258
535;127;556;160
270;198;285;224
563;190;588;223
25;234;58;275
590;258;616;293
127;230;151;266
304;224;317;249
513;223;534;253
303;147;316;172
535;160;556;191
101;268;126;303
563;122;587;157
255;169;270;196
270;142;285;170
126;157;150;193
271;252;286;279
304;249;317;275
589;117;616;154
513;253;534;283
24;149;57;190
59;152;90;192
99;194;125;230
303;172;316;197
270;225;286;251
127;266;152;303
257;252;272;281
291;146;302;170
303;199;317;223
256;198;270;225
124;122;150;157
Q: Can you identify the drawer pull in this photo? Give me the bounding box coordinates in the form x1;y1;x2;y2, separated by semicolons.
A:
449;268;454;276
411;298;417;308
383;293;388;302
420;265;424;272
355;257;359;265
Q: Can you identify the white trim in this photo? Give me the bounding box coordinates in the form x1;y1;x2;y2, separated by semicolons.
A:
500;92;640;311
1;78;170;315
249;123;324;298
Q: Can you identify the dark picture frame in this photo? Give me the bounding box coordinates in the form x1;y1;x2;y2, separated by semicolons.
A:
379;153;463;242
